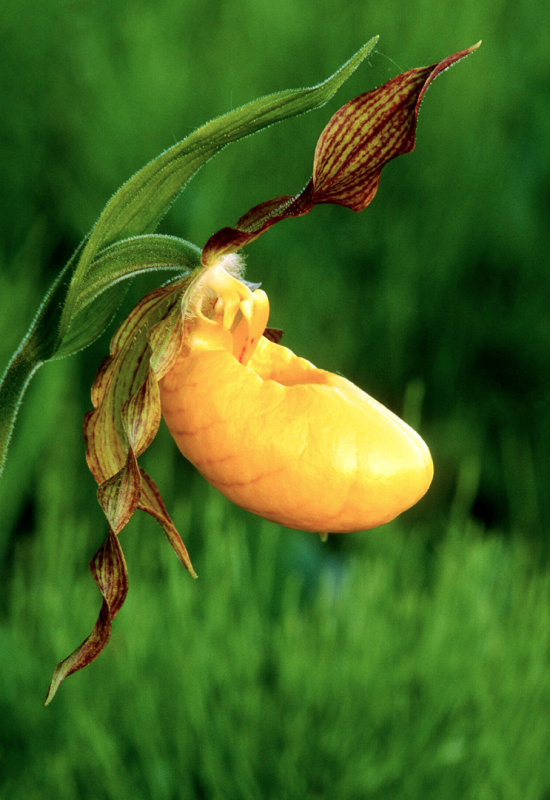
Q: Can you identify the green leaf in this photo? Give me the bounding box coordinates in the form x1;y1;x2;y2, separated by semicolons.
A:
59;36;379;337
55;234;201;358
71;234;201;311
0;238;197;478
0;349;44;480
1;38;379;480
0;245;83;479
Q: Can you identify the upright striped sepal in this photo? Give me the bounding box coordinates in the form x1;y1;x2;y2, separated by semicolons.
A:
201;42;480;265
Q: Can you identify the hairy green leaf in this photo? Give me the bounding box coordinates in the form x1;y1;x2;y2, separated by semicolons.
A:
55;234;201;357
1;38;379;480
59;36;379;334
0;246;82;478
0;238;197;477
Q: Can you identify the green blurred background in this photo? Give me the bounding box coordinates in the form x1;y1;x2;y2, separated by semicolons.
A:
1;1;549;798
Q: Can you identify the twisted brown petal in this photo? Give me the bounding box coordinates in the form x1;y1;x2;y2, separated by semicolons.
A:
46;278;197;702
44;528;128;705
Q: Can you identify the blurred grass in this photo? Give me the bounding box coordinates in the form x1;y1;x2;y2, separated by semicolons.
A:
1;0;549;797
2;477;549;799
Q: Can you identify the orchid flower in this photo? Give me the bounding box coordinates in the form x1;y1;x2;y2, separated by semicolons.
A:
160;257;433;533
0;37;480;703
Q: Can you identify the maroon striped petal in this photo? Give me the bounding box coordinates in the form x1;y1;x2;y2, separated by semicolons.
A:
44;528;129;705
201;42;480;266
312;43;481;210
202;186;316;266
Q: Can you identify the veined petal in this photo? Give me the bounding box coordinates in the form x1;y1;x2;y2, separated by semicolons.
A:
138;468;197;578
47;278;197;702
44;528;129;706
201;42;480;265
312;42;481;209
96;449;142;534
201;187;316;266
84;280;189;484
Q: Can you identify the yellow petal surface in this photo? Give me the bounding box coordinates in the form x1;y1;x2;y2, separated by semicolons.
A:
160;322;433;533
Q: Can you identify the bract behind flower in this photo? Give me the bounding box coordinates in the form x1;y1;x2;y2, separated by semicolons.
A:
160;264;433;533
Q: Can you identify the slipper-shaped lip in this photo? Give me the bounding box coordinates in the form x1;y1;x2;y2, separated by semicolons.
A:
160;266;433;533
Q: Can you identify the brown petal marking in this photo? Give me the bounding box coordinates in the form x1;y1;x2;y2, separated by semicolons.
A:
312;43;481;210
263;327;284;344
201;186;315;266
138;468;197;578
97;450;142;534
44;528;129;705
201;43;480;264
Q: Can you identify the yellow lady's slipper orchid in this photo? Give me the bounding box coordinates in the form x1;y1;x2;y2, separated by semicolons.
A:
160;259;433;533
42;42;479;704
